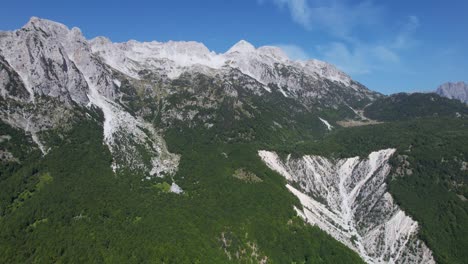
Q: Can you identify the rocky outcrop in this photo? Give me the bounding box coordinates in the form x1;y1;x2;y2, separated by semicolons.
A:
436;81;468;104
0;17;90;105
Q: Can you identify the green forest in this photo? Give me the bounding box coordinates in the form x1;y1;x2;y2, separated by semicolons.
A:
0;94;467;263
0;115;364;263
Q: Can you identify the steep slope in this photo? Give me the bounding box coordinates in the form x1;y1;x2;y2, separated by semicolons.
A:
0;17;179;176
259;149;435;264
436;81;468;104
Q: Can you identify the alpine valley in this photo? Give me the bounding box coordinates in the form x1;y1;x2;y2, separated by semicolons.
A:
0;18;467;264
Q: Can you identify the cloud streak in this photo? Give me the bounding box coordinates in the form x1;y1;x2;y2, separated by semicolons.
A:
275;44;310;60
267;0;383;39
393;15;420;49
317;42;400;75
260;0;420;76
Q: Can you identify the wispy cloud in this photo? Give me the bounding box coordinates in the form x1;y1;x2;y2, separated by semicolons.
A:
260;0;420;76
275;44;310;60
263;0;383;39
268;0;312;29
317;42;400;75
393;15;420;49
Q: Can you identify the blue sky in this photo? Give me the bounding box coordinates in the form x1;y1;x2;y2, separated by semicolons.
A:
2;0;467;94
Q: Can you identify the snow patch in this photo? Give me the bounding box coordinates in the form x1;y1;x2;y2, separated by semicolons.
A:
278;87;289;97
258;151;293;181
31;133;48;155
318;117;333;131
170;182;183;194
113;79;121;88
262;85;272;93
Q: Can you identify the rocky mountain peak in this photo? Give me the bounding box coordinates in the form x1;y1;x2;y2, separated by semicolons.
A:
257;46;289;61
23;17;74;39
0;17;91;105
226;39;256;54
436;81;468;104
226;40;289;62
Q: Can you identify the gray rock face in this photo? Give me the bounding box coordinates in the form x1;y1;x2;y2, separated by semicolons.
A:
0;18;179;175
0;55;30;101
0;17;90;105
436;81;468;104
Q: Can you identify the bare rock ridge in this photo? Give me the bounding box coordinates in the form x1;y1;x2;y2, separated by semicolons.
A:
14;17;377;108
259;149;435;264
436;81;468;104
0;16;379;107
88;25;376;101
89;35;354;88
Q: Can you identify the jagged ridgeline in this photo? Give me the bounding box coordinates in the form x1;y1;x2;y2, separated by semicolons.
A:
0;17;467;264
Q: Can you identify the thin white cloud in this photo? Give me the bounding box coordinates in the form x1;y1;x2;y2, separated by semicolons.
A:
271;0;312;29
393;15;420;49
317;42;371;74
317;42;400;75
372;46;400;63
275;44;310;60
260;0;420;76
265;0;383;39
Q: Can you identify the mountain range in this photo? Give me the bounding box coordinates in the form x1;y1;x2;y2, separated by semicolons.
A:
0;17;467;264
